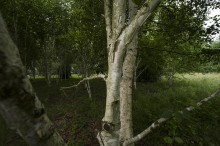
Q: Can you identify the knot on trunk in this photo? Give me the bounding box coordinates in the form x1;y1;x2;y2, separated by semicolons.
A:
102;121;115;132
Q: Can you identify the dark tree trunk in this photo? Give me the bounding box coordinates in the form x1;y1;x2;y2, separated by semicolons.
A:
0;13;66;146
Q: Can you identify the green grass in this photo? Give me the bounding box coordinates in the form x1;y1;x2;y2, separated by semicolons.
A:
133;73;220;146
1;73;220;146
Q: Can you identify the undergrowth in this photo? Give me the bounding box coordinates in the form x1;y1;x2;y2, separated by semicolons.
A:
0;73;220;146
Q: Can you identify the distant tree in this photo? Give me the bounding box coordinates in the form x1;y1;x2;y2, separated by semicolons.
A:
137;0;219;82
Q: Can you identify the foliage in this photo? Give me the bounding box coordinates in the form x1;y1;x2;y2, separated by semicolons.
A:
199;39;220;72
137;0;219;81
0;0;219;81
0;0;107;80
1;0;220;145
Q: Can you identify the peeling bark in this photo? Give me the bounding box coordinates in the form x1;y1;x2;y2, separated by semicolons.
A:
119;0;138;144
119;36;137;144
0;14;66;146
100;0;161;145
99;0;127;145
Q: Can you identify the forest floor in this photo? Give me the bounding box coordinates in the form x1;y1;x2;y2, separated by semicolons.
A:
1;73;220;146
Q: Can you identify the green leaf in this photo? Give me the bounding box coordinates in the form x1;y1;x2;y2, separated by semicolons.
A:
163;136;173;144
174;137;183;144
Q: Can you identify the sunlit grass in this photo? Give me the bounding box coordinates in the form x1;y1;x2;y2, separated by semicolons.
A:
71;74;82;78
176;72;220;82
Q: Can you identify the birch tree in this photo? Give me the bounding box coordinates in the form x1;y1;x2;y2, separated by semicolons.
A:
97;0;161;145
1;0;220;146
0;13;66;146
98;0;220;145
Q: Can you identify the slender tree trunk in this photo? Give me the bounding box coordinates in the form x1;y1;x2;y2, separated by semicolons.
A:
45;59;51;85
32;61;36;79
0;14;66;146
119;1;138;144
24;20;28;70
98;0;126;145
119;35;137;144
13;13;18;45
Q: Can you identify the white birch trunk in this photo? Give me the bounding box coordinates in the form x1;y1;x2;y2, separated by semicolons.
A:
99;0;161;145
98;0;126;145
119;35;137;144
119;0;138;144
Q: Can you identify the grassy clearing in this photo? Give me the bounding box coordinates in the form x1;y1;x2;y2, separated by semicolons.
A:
1;73;220;146
134;73;220;146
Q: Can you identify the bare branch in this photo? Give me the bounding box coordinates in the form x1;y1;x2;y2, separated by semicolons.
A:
123;87;220;146
60;74;107;90
136;65;148;79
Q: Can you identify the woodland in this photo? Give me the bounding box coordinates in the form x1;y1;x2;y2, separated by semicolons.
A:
0;0;220;146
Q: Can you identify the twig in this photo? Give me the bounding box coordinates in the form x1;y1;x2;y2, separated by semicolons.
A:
61;89;68;98
60;74;107;90
136;65;148;79
123;87;220;146
97;132;105;146
73;123;87;139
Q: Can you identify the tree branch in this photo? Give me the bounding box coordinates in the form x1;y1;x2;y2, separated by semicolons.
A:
119;0;161;45
60;74;107;90
136;65;148;79
141;46;199;56
123;87;220;146
113;0;161;63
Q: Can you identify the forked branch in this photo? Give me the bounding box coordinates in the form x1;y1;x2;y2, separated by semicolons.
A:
114;0;161;62
60;74;107;90
119;0;161;45
123;87;220;146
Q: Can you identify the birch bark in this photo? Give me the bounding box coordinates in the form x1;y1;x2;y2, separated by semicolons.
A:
98;1;126;145
119;0;138;144
0;14;66;146
99;0;161;145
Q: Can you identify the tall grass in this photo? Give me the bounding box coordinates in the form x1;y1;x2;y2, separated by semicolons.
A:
133;73;220;146
0;73;220;146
